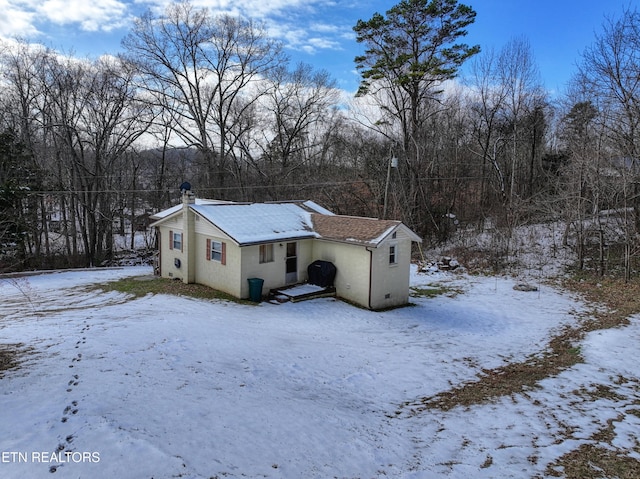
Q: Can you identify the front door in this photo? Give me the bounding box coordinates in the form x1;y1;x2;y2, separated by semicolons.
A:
285;242;297;284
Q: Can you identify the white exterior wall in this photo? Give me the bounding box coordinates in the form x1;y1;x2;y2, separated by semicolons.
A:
183;205;196;284
369;231;413;309
154;206;416;308
312;240;371;308
240;239;314;299
194;216;242;298
296;239;314;283
156;210;318;300
157;218;186;282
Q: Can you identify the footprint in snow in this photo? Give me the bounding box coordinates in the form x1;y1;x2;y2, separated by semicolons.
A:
62;401;79;421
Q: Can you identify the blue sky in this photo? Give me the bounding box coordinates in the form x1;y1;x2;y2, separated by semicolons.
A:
0;0;636;95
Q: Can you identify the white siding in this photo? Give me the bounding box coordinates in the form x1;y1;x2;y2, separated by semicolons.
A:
369;230;413;309
312;240;371;308
240;239;314;298
195;234;241;297
194;214;228;238
157;217;186;281
155;207;416;308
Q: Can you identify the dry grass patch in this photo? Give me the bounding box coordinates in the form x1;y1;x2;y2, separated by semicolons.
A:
96;276;254;304
400;274;640;476
400;326;583;414
0;343;31;378
546;444;640;478
561;276;640;329
401;275;639;414
410;284;462;298
545;433;640;479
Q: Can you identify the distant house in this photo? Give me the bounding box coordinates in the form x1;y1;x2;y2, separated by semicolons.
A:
150;192;421;310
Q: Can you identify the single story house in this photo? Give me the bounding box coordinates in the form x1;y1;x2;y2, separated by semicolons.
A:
150;192;422;309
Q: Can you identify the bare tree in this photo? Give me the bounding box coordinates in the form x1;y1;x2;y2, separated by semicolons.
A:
495;37;546;208
0;41;51;267
573;7;640;278
235;63;340;199
122;1;286;195
42;55;153;266
556;99;601;270
466;46;510;211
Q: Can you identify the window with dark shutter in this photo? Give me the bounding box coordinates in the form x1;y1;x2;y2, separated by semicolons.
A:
210;240;226;264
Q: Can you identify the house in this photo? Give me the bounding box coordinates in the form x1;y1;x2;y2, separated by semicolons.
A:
150;192;422;310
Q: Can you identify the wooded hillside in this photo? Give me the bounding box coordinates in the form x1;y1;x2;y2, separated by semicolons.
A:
2;2;640;278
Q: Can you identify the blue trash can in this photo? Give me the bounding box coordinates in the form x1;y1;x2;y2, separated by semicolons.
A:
247;278;264;302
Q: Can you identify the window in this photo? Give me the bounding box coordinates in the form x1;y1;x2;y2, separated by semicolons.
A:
259;244;274;263
206;239;226;264
389;244;397;264
211;240;223;262
171;231;182;252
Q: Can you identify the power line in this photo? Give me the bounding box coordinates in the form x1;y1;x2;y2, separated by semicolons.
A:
22;180;371;195
18;174;493;196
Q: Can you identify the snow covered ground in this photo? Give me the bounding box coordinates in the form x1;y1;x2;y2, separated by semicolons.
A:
0;266;638;478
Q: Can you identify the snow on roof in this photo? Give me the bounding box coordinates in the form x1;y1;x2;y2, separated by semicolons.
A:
152;198;421;246
149;198;233;221
301;200;334;216
191;202;318;245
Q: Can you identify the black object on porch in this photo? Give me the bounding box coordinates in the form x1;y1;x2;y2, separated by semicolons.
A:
307;260;337;288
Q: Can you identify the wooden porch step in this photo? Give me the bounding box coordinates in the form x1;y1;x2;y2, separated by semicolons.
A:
270;284;336;303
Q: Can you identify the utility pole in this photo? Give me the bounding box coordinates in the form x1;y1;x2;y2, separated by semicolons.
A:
383;154;398;219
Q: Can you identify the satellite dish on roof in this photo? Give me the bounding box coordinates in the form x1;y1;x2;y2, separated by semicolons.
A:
180;181;192;194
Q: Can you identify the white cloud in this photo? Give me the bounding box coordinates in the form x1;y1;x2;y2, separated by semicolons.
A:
124;0;352;55
38;0;129;31
183;0;348;54
0;0;39;37
0;0;354;67
309;22;340;34
216;0;311;18
143;0;315;18
307;36;341;51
